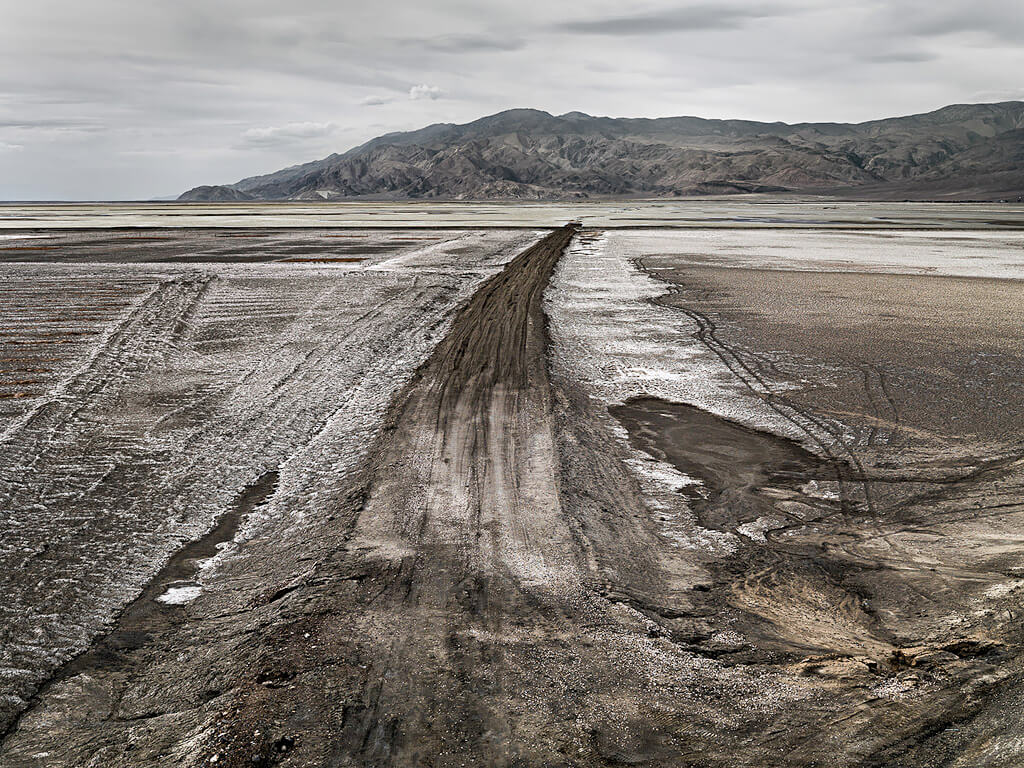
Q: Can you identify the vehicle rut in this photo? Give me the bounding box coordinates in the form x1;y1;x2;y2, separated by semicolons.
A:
187;223;588;765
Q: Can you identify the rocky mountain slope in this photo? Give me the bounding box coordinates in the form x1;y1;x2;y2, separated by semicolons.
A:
180;102;1024;201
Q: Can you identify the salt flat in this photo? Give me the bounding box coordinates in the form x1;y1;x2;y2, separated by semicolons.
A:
0;228;540;732
3;199;1024;229
0;206;1022;767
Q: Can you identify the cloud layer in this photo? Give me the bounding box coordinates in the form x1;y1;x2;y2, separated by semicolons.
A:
558;3;789;35
1;0;1022;199
241;121;338;146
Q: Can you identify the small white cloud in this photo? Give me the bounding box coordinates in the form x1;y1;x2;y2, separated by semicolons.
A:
241;121;337;146
0;141;24;152
360;95;393;106
409;83;443;101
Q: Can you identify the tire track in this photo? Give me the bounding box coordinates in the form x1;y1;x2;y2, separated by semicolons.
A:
332;224;581;763
634;257;880;520
179;224;584;767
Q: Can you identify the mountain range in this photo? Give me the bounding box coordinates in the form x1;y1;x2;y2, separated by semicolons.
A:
180;102;1024;202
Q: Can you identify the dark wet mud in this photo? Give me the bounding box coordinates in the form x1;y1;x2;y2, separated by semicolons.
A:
611;396;836;533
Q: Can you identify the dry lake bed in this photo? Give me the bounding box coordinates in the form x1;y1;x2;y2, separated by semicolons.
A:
1;201;1023;767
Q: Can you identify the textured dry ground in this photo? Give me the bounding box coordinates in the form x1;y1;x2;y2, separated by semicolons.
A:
0;228;543;754
627;256;1024;766
1;221;1023;767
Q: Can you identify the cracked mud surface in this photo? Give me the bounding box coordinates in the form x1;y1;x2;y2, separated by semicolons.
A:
1;220;1023;767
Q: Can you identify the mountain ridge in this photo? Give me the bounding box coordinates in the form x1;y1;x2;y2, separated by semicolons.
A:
180;102;1024;201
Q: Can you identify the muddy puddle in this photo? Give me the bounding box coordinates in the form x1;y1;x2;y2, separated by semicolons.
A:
609;396;895;660
610;396;839;533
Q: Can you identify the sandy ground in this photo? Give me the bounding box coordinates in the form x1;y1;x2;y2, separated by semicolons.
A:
1;217;1023;767
3;199;1024;229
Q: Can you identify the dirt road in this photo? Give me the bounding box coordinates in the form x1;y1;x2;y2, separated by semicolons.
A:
4;223;672;766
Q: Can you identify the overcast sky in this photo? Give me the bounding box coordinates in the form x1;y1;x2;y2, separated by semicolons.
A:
1;0;1022;200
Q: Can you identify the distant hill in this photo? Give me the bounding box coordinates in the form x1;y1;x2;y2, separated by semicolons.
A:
180;102;1024;201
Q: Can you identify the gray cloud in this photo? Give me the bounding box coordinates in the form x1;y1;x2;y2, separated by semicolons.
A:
0;118;104;131
862;50;938;64
557;3;791;35
879;0;1024;43
1;0;1022;199
240;121;339;147
420;34;526;53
